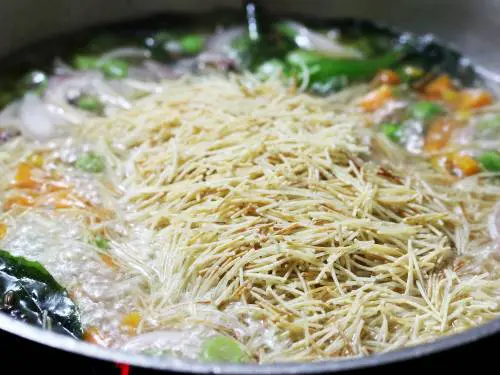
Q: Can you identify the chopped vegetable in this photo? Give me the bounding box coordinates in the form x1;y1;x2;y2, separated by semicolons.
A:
424;74;455;98
95;235;110;249
201;336;249;363
410;101;444;121
84;326;108;346
286;49;402;87
424;118;456;152
75;152;105;173
73;55;100;70
14;162;38;189
180;34;205;55
0;223;6;240
381;123;402;142
100;58;129;79
0;249;82;338
19;71;48;95
3;195;35;210
398;65;424;83
359;84;392;112
373;70;400;85
451;153;481;177
76;95;103;113
99;254;116;268
478;151;500;172
121;312;142;331
456;89;493;110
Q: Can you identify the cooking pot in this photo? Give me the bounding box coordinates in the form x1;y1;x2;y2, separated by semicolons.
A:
0;0;499;373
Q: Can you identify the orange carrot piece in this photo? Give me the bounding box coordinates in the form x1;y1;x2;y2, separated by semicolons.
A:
424;118;457;153
121;312;142;331
84;327;109;347
3;195;35;210
451;153;481;177
373;70;400;85
14;163;38;189
360;84;393;112
0;223;7;239
99;253;117;268
456;89;493;110
424;74;455;98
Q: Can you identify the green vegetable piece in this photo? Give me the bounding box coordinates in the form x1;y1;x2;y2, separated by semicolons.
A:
256;59;287;80
94;235;110;250
381;123;402;142
410;101;444;121
180;35;205;55
0;249;82;338
286;49;402;87
75;152;105;173
398;65;424;83
201;336;249;363
76;95;103;113
478;151;500;172
18;71;48;95
73;55;100;70
100;59;129;79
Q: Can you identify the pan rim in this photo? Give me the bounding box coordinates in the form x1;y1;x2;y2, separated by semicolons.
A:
1;313;499;373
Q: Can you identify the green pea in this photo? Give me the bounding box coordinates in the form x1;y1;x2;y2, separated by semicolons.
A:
75;152;105;173
201;336;249;363
180;35;205;55
73;55;100;70
410;101;444;121
94;235;110;250
100;59;129;79
76;95;103;113
478;151;500;172
381;123;402;143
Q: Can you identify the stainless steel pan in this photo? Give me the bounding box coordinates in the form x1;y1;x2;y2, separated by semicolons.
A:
0;0;499;373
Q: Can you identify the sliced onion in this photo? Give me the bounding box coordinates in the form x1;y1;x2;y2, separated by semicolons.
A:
19;93;60;140
282;21;364;59
205;26;245;54
100;47;151;61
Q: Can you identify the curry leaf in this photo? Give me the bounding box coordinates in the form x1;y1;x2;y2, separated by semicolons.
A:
0;249;83;338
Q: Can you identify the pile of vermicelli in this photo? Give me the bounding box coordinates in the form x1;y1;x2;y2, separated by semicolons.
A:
37;75;500;360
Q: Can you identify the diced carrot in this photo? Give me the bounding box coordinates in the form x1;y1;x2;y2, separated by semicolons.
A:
84;326;109;347
360;84;393;112
373;70;400;85
424;74;455;98
451;153;481;177
3;195;35;210
121;312;142;331
424;118;457;153
99;253;117;268
14;163;38;189
455;89;493;110
0;223;7;239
